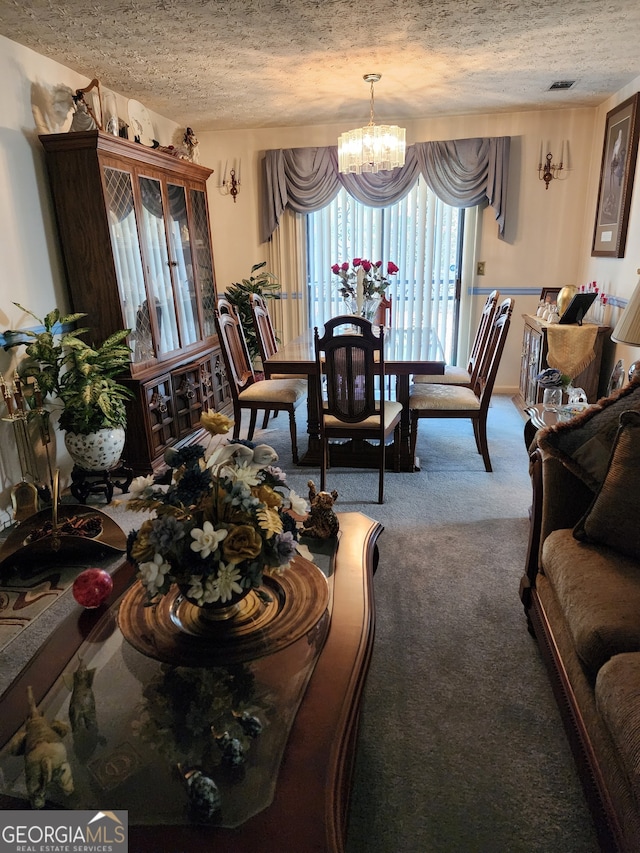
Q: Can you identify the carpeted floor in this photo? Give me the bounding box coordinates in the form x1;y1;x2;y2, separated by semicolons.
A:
258;394;600;853
0;395;600;851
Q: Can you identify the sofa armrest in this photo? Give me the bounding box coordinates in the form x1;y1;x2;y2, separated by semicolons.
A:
521;446;595;602
539;447;595;542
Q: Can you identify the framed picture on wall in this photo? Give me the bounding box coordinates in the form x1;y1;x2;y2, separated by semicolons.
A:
592;93;640;257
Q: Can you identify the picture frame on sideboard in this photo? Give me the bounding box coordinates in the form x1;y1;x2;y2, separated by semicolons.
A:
540;287;560;305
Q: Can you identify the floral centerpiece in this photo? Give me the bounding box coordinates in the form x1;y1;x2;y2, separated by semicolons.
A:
330;258;399;299
535;367;571;389
536;367;572;411
125;411;308;606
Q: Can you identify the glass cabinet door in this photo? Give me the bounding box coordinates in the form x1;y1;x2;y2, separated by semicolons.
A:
166;183;200;347
138;176;181;355
190;189;216;338
104;167;154;365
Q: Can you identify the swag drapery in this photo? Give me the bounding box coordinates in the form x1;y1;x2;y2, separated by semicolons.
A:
260;137;510;244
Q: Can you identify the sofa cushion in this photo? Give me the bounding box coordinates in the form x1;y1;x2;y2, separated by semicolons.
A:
574;410;640;560
542;528;640;678
596;653;640;807
537;378;640;491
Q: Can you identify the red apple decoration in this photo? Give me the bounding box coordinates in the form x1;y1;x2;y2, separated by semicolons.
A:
73;568;113;608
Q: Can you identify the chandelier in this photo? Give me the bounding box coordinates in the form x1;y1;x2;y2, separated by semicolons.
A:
338;73;406;174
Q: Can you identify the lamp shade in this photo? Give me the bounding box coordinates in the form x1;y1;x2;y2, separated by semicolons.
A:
612;281;640;346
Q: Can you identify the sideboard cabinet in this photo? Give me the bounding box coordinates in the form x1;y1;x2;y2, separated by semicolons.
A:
515;314;611;410
40;131;231;473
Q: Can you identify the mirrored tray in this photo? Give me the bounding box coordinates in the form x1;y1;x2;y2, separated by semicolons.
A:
0;505;127;572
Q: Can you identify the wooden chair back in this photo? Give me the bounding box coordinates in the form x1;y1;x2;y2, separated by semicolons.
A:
214;295;255;398
467;289;500;378
474;297;514;405
250;293;279;363
314;315;401;502
315;316;385;425
374;294;392;328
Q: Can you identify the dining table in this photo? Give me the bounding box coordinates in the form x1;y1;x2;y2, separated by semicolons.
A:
264;324;446;472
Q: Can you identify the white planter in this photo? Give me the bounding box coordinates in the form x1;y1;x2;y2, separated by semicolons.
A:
64;427;126;471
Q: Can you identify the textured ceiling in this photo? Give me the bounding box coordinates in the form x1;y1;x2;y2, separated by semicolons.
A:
1;0;640;132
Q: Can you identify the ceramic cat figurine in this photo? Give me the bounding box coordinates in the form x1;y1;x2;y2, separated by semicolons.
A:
303;480;339;539
6;686;73;808
63;658;102;760
65;658;97;733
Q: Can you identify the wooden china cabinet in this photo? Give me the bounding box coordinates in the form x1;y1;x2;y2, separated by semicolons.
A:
39;130;231;474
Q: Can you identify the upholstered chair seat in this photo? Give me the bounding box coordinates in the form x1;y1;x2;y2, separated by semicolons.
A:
409;383;480;410
238;378;307;404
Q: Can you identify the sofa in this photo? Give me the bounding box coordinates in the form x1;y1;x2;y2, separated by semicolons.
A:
520;378;640;852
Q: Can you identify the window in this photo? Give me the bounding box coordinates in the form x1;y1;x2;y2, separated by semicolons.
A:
306;177;463;362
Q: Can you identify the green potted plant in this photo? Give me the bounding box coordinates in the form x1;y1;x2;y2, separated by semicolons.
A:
12;304;132;471
225;262;281;365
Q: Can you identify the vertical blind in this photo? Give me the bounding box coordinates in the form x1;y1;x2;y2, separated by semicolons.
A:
306;176;462;362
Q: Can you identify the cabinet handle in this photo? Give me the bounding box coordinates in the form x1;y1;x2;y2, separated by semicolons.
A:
168;261;177;267
150;391;168;414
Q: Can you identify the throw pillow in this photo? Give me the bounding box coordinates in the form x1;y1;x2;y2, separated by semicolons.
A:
573;410;640;559
537;377;640;490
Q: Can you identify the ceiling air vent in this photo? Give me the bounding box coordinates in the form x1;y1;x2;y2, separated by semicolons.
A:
549;81;576;91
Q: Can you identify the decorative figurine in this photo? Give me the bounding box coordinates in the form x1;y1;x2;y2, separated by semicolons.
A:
69;79;102;132
72;568;113;608
303;480;339;539
63;658;103;760
215;730;246;767
233;710;263;738
66;658;98;733
183;126;200;163
178;764;222;823
6;686;74;808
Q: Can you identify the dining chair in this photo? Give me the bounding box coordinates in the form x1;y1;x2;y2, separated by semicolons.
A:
214;296;307;462
314;315;403;503
412;289;500;386
408;297;514;472
249;293;308;427
374;294;392;328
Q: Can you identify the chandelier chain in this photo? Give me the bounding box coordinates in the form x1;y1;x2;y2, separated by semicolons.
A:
369;78;376;126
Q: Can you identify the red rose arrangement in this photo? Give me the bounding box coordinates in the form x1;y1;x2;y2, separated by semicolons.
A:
331;258;399;298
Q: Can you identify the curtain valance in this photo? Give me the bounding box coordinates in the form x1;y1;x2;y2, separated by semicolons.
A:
260;137;510;243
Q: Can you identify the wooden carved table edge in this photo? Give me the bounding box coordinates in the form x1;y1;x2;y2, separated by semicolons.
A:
0;511;382;853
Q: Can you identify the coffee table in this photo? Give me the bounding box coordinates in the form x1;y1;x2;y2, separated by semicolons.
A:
0;512;381;852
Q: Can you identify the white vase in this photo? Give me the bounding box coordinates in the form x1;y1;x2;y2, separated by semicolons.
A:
64;427;126;471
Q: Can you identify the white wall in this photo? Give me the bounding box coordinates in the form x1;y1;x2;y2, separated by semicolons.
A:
1;30;639;518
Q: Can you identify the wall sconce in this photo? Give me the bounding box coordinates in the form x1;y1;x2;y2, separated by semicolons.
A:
538;140;568;189
220;160;241;202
